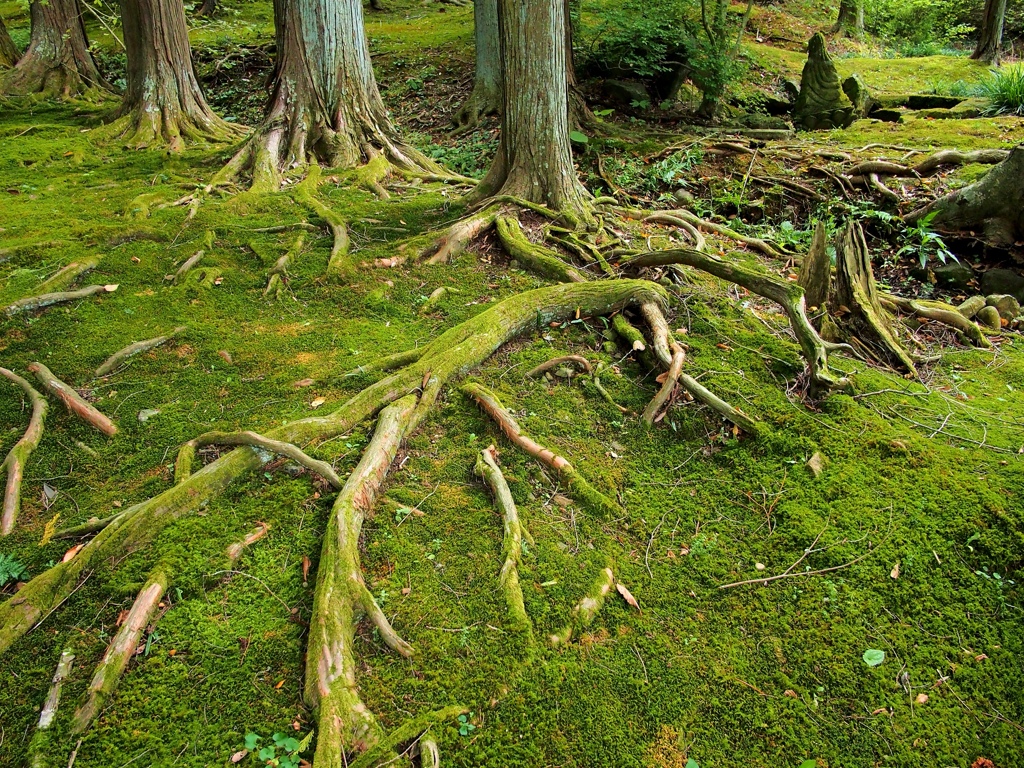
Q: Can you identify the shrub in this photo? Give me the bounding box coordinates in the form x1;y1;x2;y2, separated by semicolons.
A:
980;65;1024;117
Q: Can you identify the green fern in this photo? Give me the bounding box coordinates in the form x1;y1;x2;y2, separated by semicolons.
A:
0;553;29;587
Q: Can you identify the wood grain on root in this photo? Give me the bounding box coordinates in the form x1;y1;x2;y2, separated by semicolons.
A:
95;327;186;377
28;362;117;437
0;368;48;535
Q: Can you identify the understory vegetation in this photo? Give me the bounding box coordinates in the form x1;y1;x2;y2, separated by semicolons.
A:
0;0;1022;767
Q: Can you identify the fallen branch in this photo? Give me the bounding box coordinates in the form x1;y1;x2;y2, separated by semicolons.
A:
95;326;187;377
186;430;343;488
526;355;592;378
0;368;48;536
718;544;879;589
4;284;117;317
28;362;117;437
549;566;615;646
27;647;75;768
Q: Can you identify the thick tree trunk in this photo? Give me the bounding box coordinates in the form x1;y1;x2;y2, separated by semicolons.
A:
971;0;1008;65
830;0;864;37
565;0;596;132
0;0;108;97
195;0;217;17
468;0;590;218
453;0;501;129
112;0;240;149
0;17;19;68
906;145;1024;248
217;0;435;191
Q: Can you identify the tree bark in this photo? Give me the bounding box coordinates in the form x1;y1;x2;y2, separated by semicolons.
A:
468;0;590;218
0;16;19;68
1;0;108;97
564;0;596;132
112;0;240;149
195;0;217;17
453;0;501;128
830;0;864;37
217;0;435;192
971;0;1008;65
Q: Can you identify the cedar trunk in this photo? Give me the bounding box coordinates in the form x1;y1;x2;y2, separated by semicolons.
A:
114;0;239;149
469;0;590;216
453;0;501;128
195;0;218;17
1;0;107;97
221;0;432;191
830;0;864;36
971;0;1008;65
0;17;19;68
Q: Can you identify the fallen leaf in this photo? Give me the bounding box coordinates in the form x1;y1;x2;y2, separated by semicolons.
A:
915;693;929;704
975;654;988;662
552;494;573;507
62;544;84;562
806;452;824;478
218;350;233;364
302;555;311;585
310;397;325;409
616;582;640;610
293;378;315;388
275;679;285;689
890;562;900;580
104;284;119;292
784;689;798;698
872;707;889;715
230;750;248;763
401;587;411;595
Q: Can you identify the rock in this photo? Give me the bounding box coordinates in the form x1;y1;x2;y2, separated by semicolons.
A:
957;295;986;319
793;33;855;131
981;268;1024;300
755;562;766;571
602;79;650;107
842;74;875;118
976;305;1002;331
869;108;903;123
986;294;1021;321
806;451;825;477
906;94;964;109
673;188;694;204
760;95;793;116
932;260;974;290
782;79;800;101
730;112;790;130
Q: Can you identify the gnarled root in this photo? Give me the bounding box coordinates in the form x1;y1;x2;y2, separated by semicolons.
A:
880;295;992;348
618;207;786;260
526;355;592;378
36;257;101;295
495;216;586;283
462;382;622;517
548;566;615;646
294;168;352;279
184;430;343;488
95;326;186;378
1;368;48;536
28;362;118;437
4;284;117;317
475;445;531;634
421;206;500;264
27;647;75;768
306;395;418;767
265;234;305;299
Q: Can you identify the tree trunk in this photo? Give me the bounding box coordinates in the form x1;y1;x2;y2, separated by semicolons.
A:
0;16;19;68
971;0;1008;65
468;0;590;218
565;0;596;132
195;0;217;17
217;0;435;192
830;0;864;37
906;144;1024;248
452;0;501;129
113;0;240;149
0;0;108;97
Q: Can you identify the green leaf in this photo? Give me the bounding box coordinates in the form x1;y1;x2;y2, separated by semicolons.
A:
283;738;300;753
799;760;818;768
258;746;277;761
863;648;885;667
685;759;700;768
569;130;589;144
244;734;261;750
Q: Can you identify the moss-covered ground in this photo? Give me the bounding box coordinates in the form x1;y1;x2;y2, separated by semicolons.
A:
1;2;1022;767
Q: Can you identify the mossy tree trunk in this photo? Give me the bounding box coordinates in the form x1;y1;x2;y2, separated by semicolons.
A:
0;0;108;97
565;0;596;131
113;0;239;149
195;0;217;17
219;0;434;192
453;0;501;128
971;0;1008;65
0;16;19;68
468;0;591;218
830;0;864;37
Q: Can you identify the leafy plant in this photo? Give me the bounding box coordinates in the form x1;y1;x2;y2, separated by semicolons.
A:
243;731;312;768
975;567;1018;615
457;713;476;737
862;648;886;667
980;64;1024;117
896;211;956;268
0;554;29;588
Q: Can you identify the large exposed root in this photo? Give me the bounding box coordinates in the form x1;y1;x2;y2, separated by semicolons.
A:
36;257;100;295
475;445;532;634
880;295;992;348
294;168;352;279
618;207;786;260
180;430;343;488
95;326;186;377
495;216;587;283
1;368;48;536
264;233;305;299
421;206;500;264
26;647;75;768
548;566;615;646
4;284;117;317
28;362;118;437
307;395;418;767
0;279;664;657
462;382;622;518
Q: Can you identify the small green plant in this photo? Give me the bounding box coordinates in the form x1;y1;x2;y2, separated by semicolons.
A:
0;554;29;588
457;713;477;737
980;64;1024;116
243;731;312;767
896;211;955;268
975;567;1018;615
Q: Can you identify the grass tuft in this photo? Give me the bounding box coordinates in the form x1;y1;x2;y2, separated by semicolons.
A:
980;64;1024;116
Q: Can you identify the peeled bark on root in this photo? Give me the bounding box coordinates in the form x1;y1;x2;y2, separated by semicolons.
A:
294;168;352;279
3;284;116;316
185;429;343;488
0;280;664;657
880;295;992;348
27;647;75;768
462;381;621;517
906;145;1024;248
265;234;305;299
71;568;168;734
475;445;531;633
642;343;684;426
36;257;100;295
306;395;417;767
28;362;117;437
95;326;186;377
1;368;48;536
495;215;586;283
225;522;270;563
831;223;917;374
627;248;851;395
548;566;614;646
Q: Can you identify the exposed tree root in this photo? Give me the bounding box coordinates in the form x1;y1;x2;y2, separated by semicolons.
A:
95;326;186;377
880;295;992;348
347;705;468;768
169;248;205;283
1;368;48;536
54;511;124;540
643;212;707;251
294;168;352;279
265;233;305;299
548;566;615;646
526;355;592;378
345;348;425;378
27;647;75;768
36;257;100;295
417;738;441;768
868;173;900;203
71;568;169;734
618;207;786;260
422;206;500;264
462;382;622;517
27;362;118;437
181;430;343;488
3;284;117;317
642;342;685;426
495;215;586;283
847;149;1010;179
475;445;532;634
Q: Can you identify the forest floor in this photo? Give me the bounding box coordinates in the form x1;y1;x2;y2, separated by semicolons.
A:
1;1;1023;767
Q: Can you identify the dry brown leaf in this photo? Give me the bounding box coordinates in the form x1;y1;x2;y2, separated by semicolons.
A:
293;378;315;388
302;555;311;585
616;582;640;610
230;750;248;763
915;693;929;704
62;544;84;563
890;562;900;580
274;679;285;689
310;397;325;409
